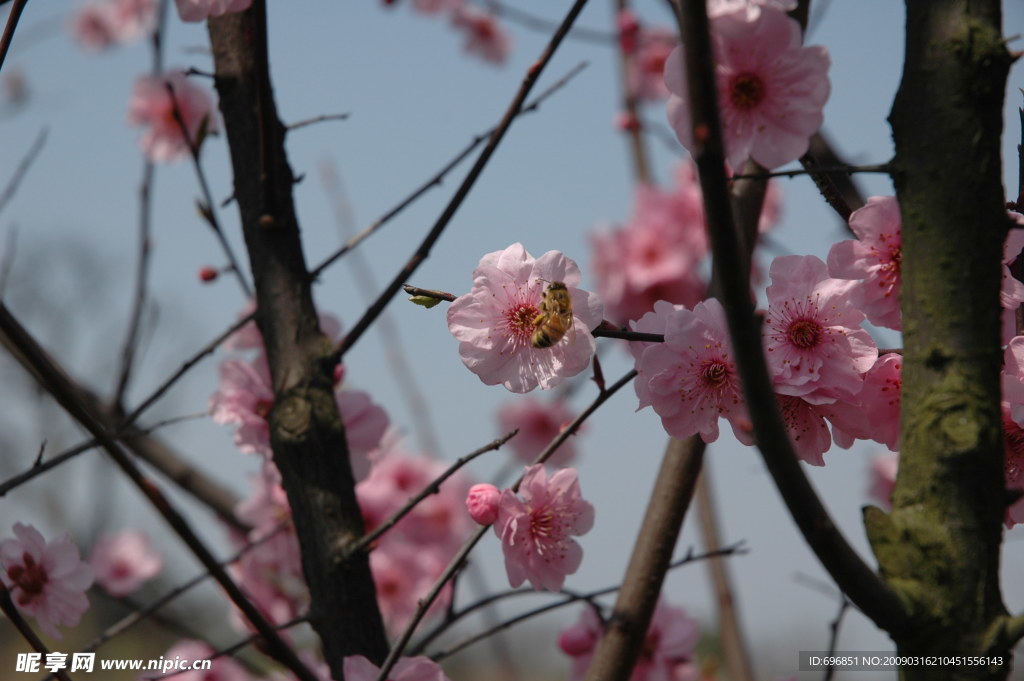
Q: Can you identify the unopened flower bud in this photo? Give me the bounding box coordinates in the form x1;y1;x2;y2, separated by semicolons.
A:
465;483;500;525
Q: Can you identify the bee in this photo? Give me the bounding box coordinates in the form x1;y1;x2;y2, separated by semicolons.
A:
531;281;575;348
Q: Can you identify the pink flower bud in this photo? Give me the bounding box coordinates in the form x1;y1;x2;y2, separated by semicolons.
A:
616;9;640;53
465;483;500;525
558;621;597;656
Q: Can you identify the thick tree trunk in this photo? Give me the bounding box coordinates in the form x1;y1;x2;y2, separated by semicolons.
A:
869;1;1015;678
207;4;389;677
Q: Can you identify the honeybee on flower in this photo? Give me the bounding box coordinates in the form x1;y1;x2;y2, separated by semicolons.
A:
531;281;575;349
447;243;603;393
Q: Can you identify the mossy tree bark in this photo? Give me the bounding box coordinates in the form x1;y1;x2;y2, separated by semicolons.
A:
868;1;1016;678
207;4;389;677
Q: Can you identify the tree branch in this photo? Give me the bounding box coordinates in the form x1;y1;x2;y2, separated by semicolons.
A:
207;1;389;673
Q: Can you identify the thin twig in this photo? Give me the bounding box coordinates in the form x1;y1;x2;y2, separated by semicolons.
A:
614;0;652;184
336;2;590;365
0;0;28;76
308;61;588;282
115;3;170;408
0;583;76;681
402;284;456;302
483;0;614;44
526;368;636;473
0;437;98;496
119;310;254;428
391;367;636;663
696;466;755;681
320;159;443;455
0;222;16;297
419;543;747;659
345;430;518;557
0;126;46;217
400;286;666;343
166;80;253;298
114;157;156;407
730;162;890;182
823;596;851;681
287;112;350;132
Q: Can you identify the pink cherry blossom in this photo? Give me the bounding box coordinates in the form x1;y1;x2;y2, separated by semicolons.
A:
776;394;833;466
664;5;830;169
450;5;512;65
628;27;677;101
210;353;387;476
632;298;752;444
617;9;640;53
0;523;93;639
827;196;903;331
764;254;877;403
210;355;275;456
447;243;603;393
71;3;120;50
127;70;218;162
708;0;797;19
627;299;682;366
234;460;291;536
466;483;501;525
1002;337;1024;427
89;530;163;598
228;524;306;633
71;0;155;50
368;540;451;634
174;0;252;23
344;655;453;681
356;443;470;631
868;451;899;510
149;640;251;681
356;445;471;556
814;395;870;450
494;464;594;591
497;396;580;466
590;165;708;324
1001;212;1024;319
1004;407;1024;528
227;462;307;635
560;600;700;681
857;353;902;451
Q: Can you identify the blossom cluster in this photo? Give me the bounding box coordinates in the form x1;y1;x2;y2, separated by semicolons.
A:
616;10;677;104
591;162;780;326
71;0;231;162
0;523;164;640
127;70;219;163
664;0;829;169
467;465;595;592
70;0;155;51
628;201;902;466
